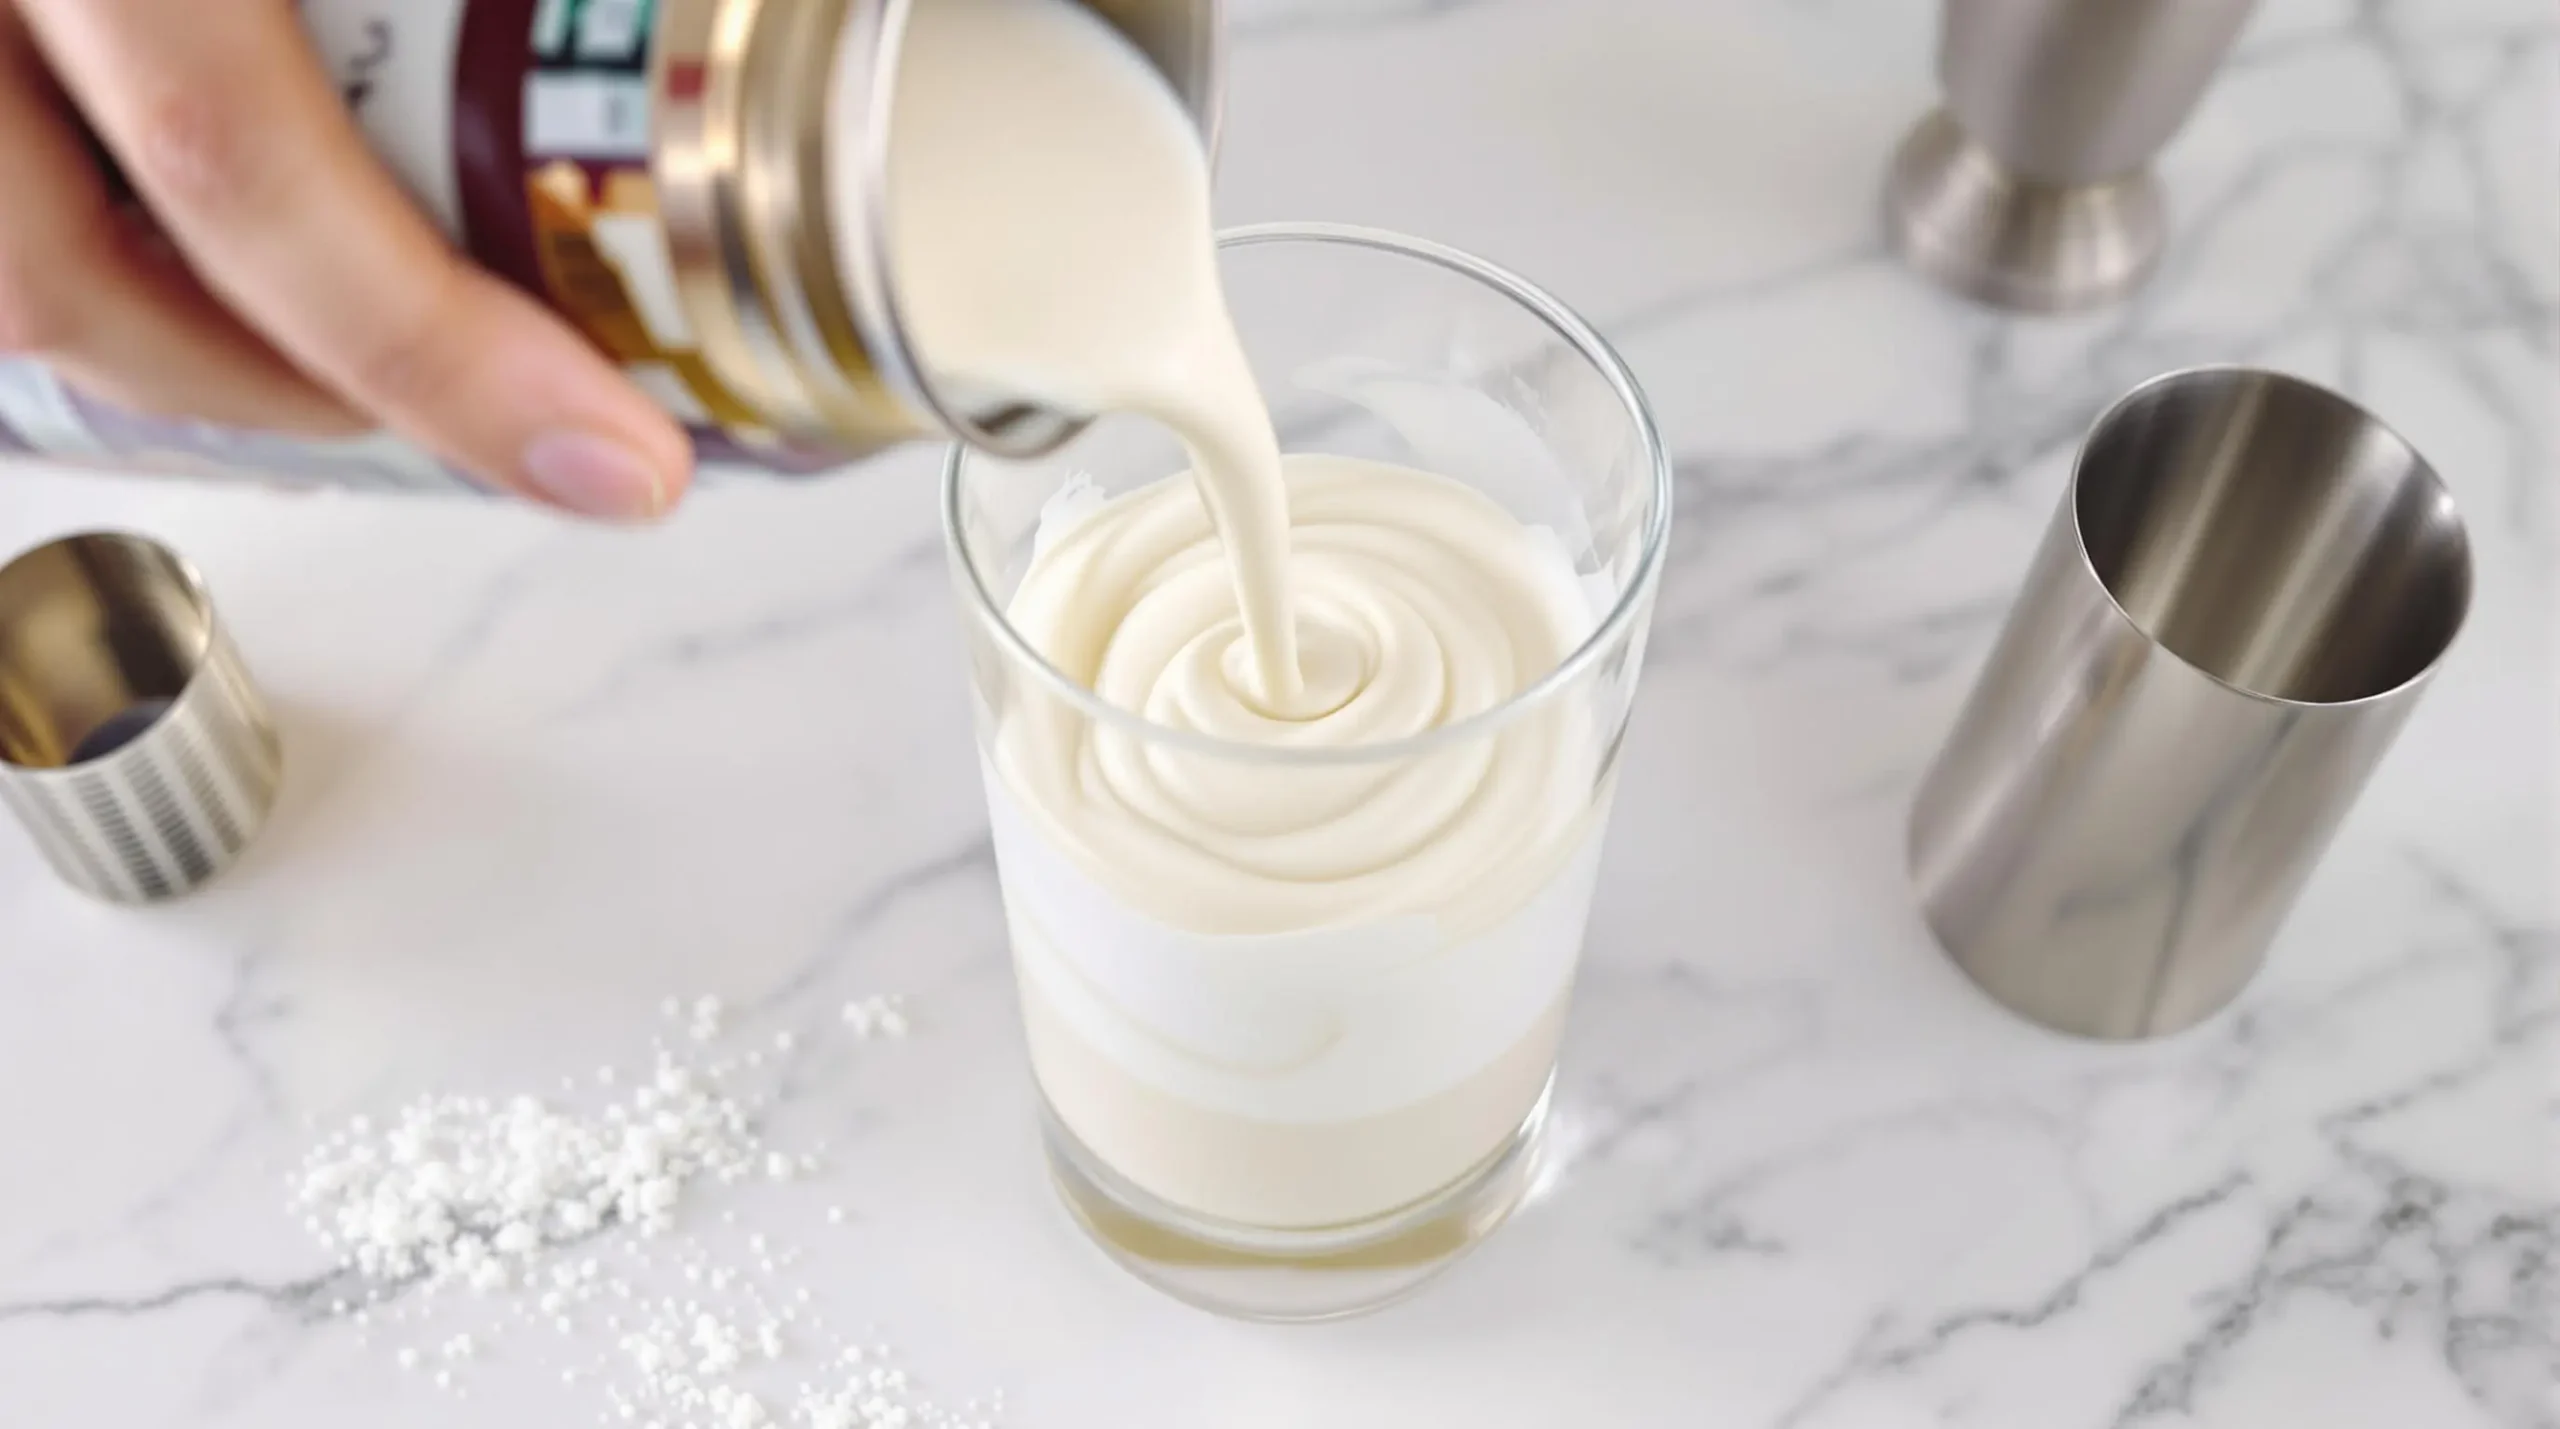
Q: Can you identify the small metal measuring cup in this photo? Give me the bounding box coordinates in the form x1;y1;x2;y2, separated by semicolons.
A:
1910;368;2472;1039
0;533;282;903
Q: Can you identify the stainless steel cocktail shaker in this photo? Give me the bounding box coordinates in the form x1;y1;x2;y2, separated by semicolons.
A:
1884;0;2260;312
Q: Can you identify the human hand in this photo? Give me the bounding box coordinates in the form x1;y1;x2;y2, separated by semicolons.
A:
0;0;692;519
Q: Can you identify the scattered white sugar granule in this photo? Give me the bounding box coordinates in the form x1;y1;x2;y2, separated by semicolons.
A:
694;1310;744;1375
839;994;908;1040
290;1054;753;1291
689;996;725;1043
291;993;983;1427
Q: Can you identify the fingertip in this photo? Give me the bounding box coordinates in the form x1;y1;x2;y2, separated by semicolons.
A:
590;401;696;521
469;289;697;521
630;406;697;512
519;428;680;523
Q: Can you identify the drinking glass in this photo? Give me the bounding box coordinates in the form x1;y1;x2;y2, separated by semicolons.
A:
942;223;1671;1320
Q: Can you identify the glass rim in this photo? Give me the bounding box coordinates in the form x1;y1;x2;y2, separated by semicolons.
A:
939;220;1675;766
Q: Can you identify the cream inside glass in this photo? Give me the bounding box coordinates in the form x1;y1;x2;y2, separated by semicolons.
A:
944;225;1670;1320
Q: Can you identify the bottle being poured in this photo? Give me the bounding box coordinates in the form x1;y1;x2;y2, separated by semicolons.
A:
882;0;1608;1234
880;0;1329;716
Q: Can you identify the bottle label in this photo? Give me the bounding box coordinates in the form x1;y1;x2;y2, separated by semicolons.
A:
0;361;478;491
457;0;845;474
0;0;845;489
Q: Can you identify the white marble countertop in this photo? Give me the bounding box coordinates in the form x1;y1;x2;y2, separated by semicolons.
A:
1;1;2553;1424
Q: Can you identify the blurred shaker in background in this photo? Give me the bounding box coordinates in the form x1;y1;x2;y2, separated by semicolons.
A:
1884;0;2260;312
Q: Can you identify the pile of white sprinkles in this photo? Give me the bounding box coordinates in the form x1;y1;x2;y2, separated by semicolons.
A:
289;994;985;1429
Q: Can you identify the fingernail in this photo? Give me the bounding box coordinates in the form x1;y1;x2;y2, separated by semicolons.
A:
519;431;668;521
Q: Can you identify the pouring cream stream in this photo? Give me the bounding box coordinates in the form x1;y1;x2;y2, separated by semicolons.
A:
871;0;1608;1225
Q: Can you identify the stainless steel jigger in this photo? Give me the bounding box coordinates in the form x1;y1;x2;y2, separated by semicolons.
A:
1910;368;2471;1040
1885;0;2260;312
0;533;282;902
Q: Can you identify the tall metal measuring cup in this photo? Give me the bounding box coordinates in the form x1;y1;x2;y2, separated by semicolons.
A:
1909;368;2473;1039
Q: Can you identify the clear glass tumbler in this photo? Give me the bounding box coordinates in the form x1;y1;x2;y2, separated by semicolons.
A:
943;224;1671;1320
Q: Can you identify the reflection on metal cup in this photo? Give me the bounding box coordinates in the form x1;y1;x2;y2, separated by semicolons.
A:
0;533;283;903
1909;368;2472;1040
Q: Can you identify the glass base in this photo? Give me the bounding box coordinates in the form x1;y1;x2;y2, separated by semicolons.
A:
1039;1078;1552;1323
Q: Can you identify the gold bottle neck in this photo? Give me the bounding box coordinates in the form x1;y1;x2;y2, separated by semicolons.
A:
650;0;1226;462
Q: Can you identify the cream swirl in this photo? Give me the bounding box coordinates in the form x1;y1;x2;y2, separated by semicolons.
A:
884;0;1599;940
994;453;1599;937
